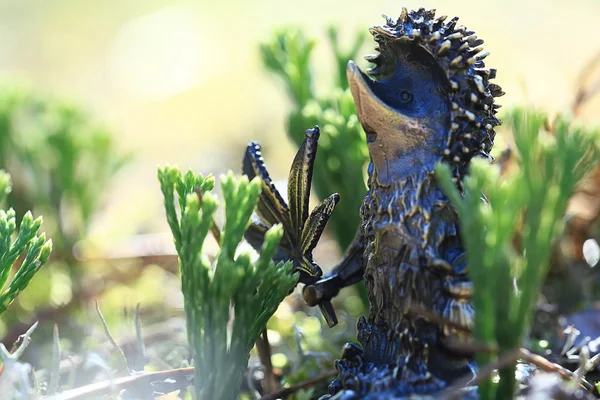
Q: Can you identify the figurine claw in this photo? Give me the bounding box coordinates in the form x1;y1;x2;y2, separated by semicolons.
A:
243;126;342;323
302;275;343;307
303;274;345;327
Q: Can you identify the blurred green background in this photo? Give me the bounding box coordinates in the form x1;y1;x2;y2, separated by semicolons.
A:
0;0;599;396
2;0;598;244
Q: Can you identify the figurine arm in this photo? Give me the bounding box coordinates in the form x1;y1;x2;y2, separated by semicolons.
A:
302;228;365;327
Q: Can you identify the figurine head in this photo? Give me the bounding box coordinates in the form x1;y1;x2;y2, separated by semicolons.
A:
348;8;503;186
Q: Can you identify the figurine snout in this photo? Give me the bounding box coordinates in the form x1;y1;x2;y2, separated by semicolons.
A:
347;60;419;185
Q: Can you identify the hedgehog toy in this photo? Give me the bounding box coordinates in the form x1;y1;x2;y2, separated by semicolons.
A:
243;7;503;399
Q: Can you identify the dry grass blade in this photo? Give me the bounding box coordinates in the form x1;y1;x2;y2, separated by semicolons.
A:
572;52;600;116
575;351;600;377
133;303;145;371
44;367;194;400
8;321;39;357
48;324;60;395
3;321;38;360
94;299;130;373
0;322;39;397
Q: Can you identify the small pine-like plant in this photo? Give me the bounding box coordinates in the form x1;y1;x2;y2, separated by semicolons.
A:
158;166;298;400
0;83;130;255
436;108;600;399
260;27;368;249
0;170;52;315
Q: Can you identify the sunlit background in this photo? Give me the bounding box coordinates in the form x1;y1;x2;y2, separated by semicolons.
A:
1;0;598;240
0;0;599;395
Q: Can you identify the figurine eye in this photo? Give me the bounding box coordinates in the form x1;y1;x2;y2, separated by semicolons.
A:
397;90;414;104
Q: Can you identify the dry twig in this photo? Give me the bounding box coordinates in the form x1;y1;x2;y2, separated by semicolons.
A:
520;348;597;393
44;367;194;400
439;347;599;399
256;329;278;393
259;370;337;400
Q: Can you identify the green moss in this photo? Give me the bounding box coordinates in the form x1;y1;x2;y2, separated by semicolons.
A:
158;166;298;400
436;108;600;399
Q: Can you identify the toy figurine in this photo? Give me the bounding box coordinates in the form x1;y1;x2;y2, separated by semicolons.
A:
243;7;503;398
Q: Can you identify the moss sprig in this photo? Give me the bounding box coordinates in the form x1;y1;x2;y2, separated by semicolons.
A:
436;108;600;399
158;166;297;400
0;171;52;315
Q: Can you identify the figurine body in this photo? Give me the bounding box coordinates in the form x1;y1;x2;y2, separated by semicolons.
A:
244;7;503;399
324;169;474;398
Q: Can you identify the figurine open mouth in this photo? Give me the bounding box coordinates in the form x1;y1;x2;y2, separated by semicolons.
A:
346;60;381;142
346;60;413;185
346;59;406;147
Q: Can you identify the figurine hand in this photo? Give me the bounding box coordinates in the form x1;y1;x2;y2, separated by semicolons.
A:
302;232;366;327
243;127;345;327
243;127;340;285
302;274;344;327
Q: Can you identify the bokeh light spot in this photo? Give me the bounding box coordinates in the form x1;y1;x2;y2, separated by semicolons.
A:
108;6;214;101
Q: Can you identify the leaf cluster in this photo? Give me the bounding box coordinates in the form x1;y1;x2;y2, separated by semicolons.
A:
0;171;52;316
0;83;130;253
158;166;298;400
436;108;600;399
